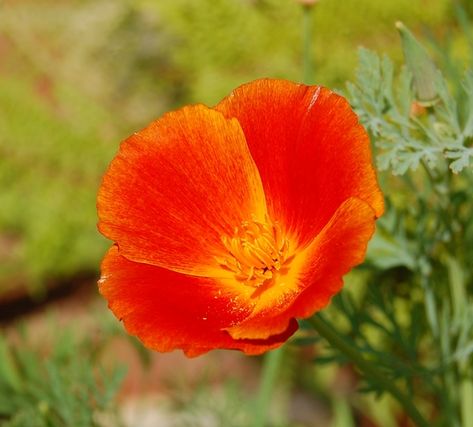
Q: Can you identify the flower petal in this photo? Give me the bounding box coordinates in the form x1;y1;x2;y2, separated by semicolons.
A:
287;198;377;319
225;197;376;340
99;245;298;357
216;79;384;247
97;105;267;276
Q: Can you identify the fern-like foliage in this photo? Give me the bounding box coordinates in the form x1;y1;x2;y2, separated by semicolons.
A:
347;48;473;175
0;330;126;427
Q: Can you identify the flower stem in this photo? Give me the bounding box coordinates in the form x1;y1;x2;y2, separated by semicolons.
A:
302;4;314;84
308;314;430;427
251;347;284;427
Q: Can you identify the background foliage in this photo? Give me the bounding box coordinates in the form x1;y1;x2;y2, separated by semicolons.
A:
316;11;473;425
0;317;126;427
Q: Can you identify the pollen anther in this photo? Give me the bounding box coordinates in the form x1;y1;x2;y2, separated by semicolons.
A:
217;216;291;287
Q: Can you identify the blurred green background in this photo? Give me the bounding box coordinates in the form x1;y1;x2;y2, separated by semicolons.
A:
0;0;458;299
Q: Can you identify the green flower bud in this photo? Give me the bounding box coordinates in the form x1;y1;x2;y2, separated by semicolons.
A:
396;21;438;107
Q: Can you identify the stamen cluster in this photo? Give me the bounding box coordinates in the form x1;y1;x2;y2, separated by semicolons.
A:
217;216;291;287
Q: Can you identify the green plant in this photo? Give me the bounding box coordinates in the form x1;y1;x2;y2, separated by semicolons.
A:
0;327;126;427
309;23;473;427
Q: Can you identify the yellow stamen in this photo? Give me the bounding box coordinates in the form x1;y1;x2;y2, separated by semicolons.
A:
217;215;292;287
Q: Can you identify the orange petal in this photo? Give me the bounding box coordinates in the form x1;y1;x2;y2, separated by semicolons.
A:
216;79;384;248
99;245;298;357
97;105;267;276
225;197;376;340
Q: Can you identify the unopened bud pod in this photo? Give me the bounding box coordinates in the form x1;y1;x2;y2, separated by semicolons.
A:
396;21;438;107
296;0;319;7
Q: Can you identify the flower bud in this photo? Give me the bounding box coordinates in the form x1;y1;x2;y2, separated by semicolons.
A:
396;21;438;106
296;0;319;7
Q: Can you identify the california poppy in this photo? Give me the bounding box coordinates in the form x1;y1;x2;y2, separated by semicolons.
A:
97;79;384;357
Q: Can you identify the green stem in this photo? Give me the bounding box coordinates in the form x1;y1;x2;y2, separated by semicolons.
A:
308;314;430;427
251;347;284;427
460;371;473;427
302;4;314;84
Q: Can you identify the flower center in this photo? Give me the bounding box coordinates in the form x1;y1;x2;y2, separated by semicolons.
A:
216;216;292;287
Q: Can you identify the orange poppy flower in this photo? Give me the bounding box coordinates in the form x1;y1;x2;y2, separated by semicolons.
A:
97;79;384;357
